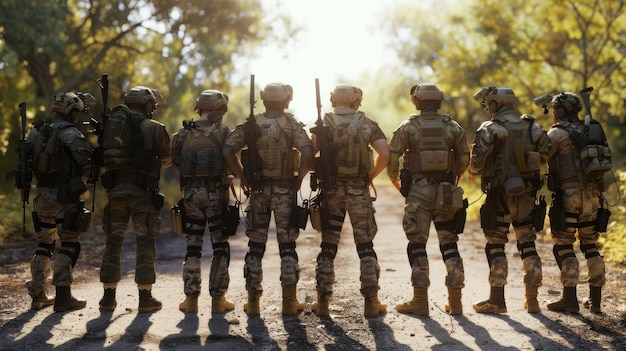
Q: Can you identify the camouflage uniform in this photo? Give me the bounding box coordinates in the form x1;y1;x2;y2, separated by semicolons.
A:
388;111;469;290
99;113;172;287
27;120;91;298
171;119;232;298
224;111;312;293
547;124;605;287
314;108;387;297
469;110;551;289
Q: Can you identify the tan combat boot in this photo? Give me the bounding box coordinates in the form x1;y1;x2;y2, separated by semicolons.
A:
396;287;429;316
311;293;332;316
583;286;602;314
282;285;305;315
138;289;162;313
212;296;235;313
54;286;86;312
473;286;507;314
31;291;54;310
179;295;198;313
445;288;463;315
547;286;579;313
524;285;540;313
364;293;387;317
243;291;261;315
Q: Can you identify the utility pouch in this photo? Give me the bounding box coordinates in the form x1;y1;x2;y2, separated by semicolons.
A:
62;201;91;232
32;211;42;232
453;198;469;234
289;200;310;230
170;198;184;235
480;196;496;230
400;169;411;198
533;195;547;231
310;195;324;232
595;206;611;233
223;200;241;236
152;192;165;210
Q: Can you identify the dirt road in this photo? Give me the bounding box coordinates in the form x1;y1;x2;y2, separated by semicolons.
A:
1;184;625;350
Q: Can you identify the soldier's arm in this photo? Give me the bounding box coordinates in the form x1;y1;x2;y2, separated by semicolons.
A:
370;138;390;181
468;123;493;176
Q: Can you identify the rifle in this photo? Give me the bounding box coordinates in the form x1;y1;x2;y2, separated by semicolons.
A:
242;74;262;195
6;102;33;236
85;73;109;211
579;87;594;121
310;78;336;192
579;86;608;146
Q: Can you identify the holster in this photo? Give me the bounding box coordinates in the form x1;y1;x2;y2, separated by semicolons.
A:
32;211;42;232
223;201;241;236
549;191;566;232
170;198;185;235
400;169;411;198
289;200;309;230
62;201;91;232
533;195;547;231
453;198;469;234
480;193;497;231
595;206;611;233
310;195;328;232
152;192;165;210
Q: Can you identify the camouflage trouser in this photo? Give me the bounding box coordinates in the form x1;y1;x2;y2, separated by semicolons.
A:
27;187;82;297
483;191;542;287
551;186;605;287
181;183;230;297
316;179;380;297
100;192;161;286
244;182;299;293
402;180;464;289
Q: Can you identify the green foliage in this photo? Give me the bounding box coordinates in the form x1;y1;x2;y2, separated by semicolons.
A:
598;170;626;263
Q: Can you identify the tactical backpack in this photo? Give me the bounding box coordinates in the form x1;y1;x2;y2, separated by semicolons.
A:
255;113;300;179
179;121;225;178
32;122;73;183
562;119;612;178
324;112;373;178
102;104;143;171
404;112;453;175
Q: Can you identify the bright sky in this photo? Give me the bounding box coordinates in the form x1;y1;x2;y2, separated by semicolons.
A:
244;0;407;125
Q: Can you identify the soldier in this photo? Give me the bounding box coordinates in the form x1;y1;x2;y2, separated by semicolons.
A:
310;84;390;318
222;82;313;315
544;92;610;314
172;90;235;313
98;86;172;313
469;86;551;314
27;92;93;312
387;83;469;316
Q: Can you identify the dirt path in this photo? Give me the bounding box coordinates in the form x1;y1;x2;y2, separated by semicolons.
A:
1;183;625;350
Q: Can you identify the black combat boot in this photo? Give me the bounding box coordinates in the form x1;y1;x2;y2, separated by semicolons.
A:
99;288;117;311
54;286;86;312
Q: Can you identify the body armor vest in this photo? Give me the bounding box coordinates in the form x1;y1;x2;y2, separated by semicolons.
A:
405;113;452;176
491;113;538;186
256;113;296;179
102;105;146;172
32;122;74;185
180;120;225;178
325;112;373;178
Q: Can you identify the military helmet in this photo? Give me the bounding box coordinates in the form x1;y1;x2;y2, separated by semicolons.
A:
475;86;518;112
330;85;363;105
51;92;85;115
551;92;582;114
410;83;443;110
260;83;293;102
195;90;229;111
124;86;161;106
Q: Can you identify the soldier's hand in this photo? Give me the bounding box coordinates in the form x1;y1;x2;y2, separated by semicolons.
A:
391;177;401;192
468;175;476;182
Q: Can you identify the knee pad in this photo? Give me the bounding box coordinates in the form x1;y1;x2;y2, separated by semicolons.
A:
439;243;460;262
185;245;202;260
516;241;539;260
485;243;506;268
407;243;427;264
245;241;266;264
318;242;338;261
279;241;298;261
184;217;206;236
212;242;230;257
35;241;55;257
580;243;601;259
357;241;377;260
207;213;223;234
553;244;576;270
59;242;81;267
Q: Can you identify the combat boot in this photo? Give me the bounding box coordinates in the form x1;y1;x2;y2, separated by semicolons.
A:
212;296;235;313
524;285;540;313
445;288;463;315
31;291;54;310
138;289;162;313
364;293;387;317
179;295;198;313
282;285;305;315
583;286;602;314
547;286;579;313
243;291;261;315
473;286;507;314
396;287;429;316
54;286;86;312
311;293;332;316
99;288;117;311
